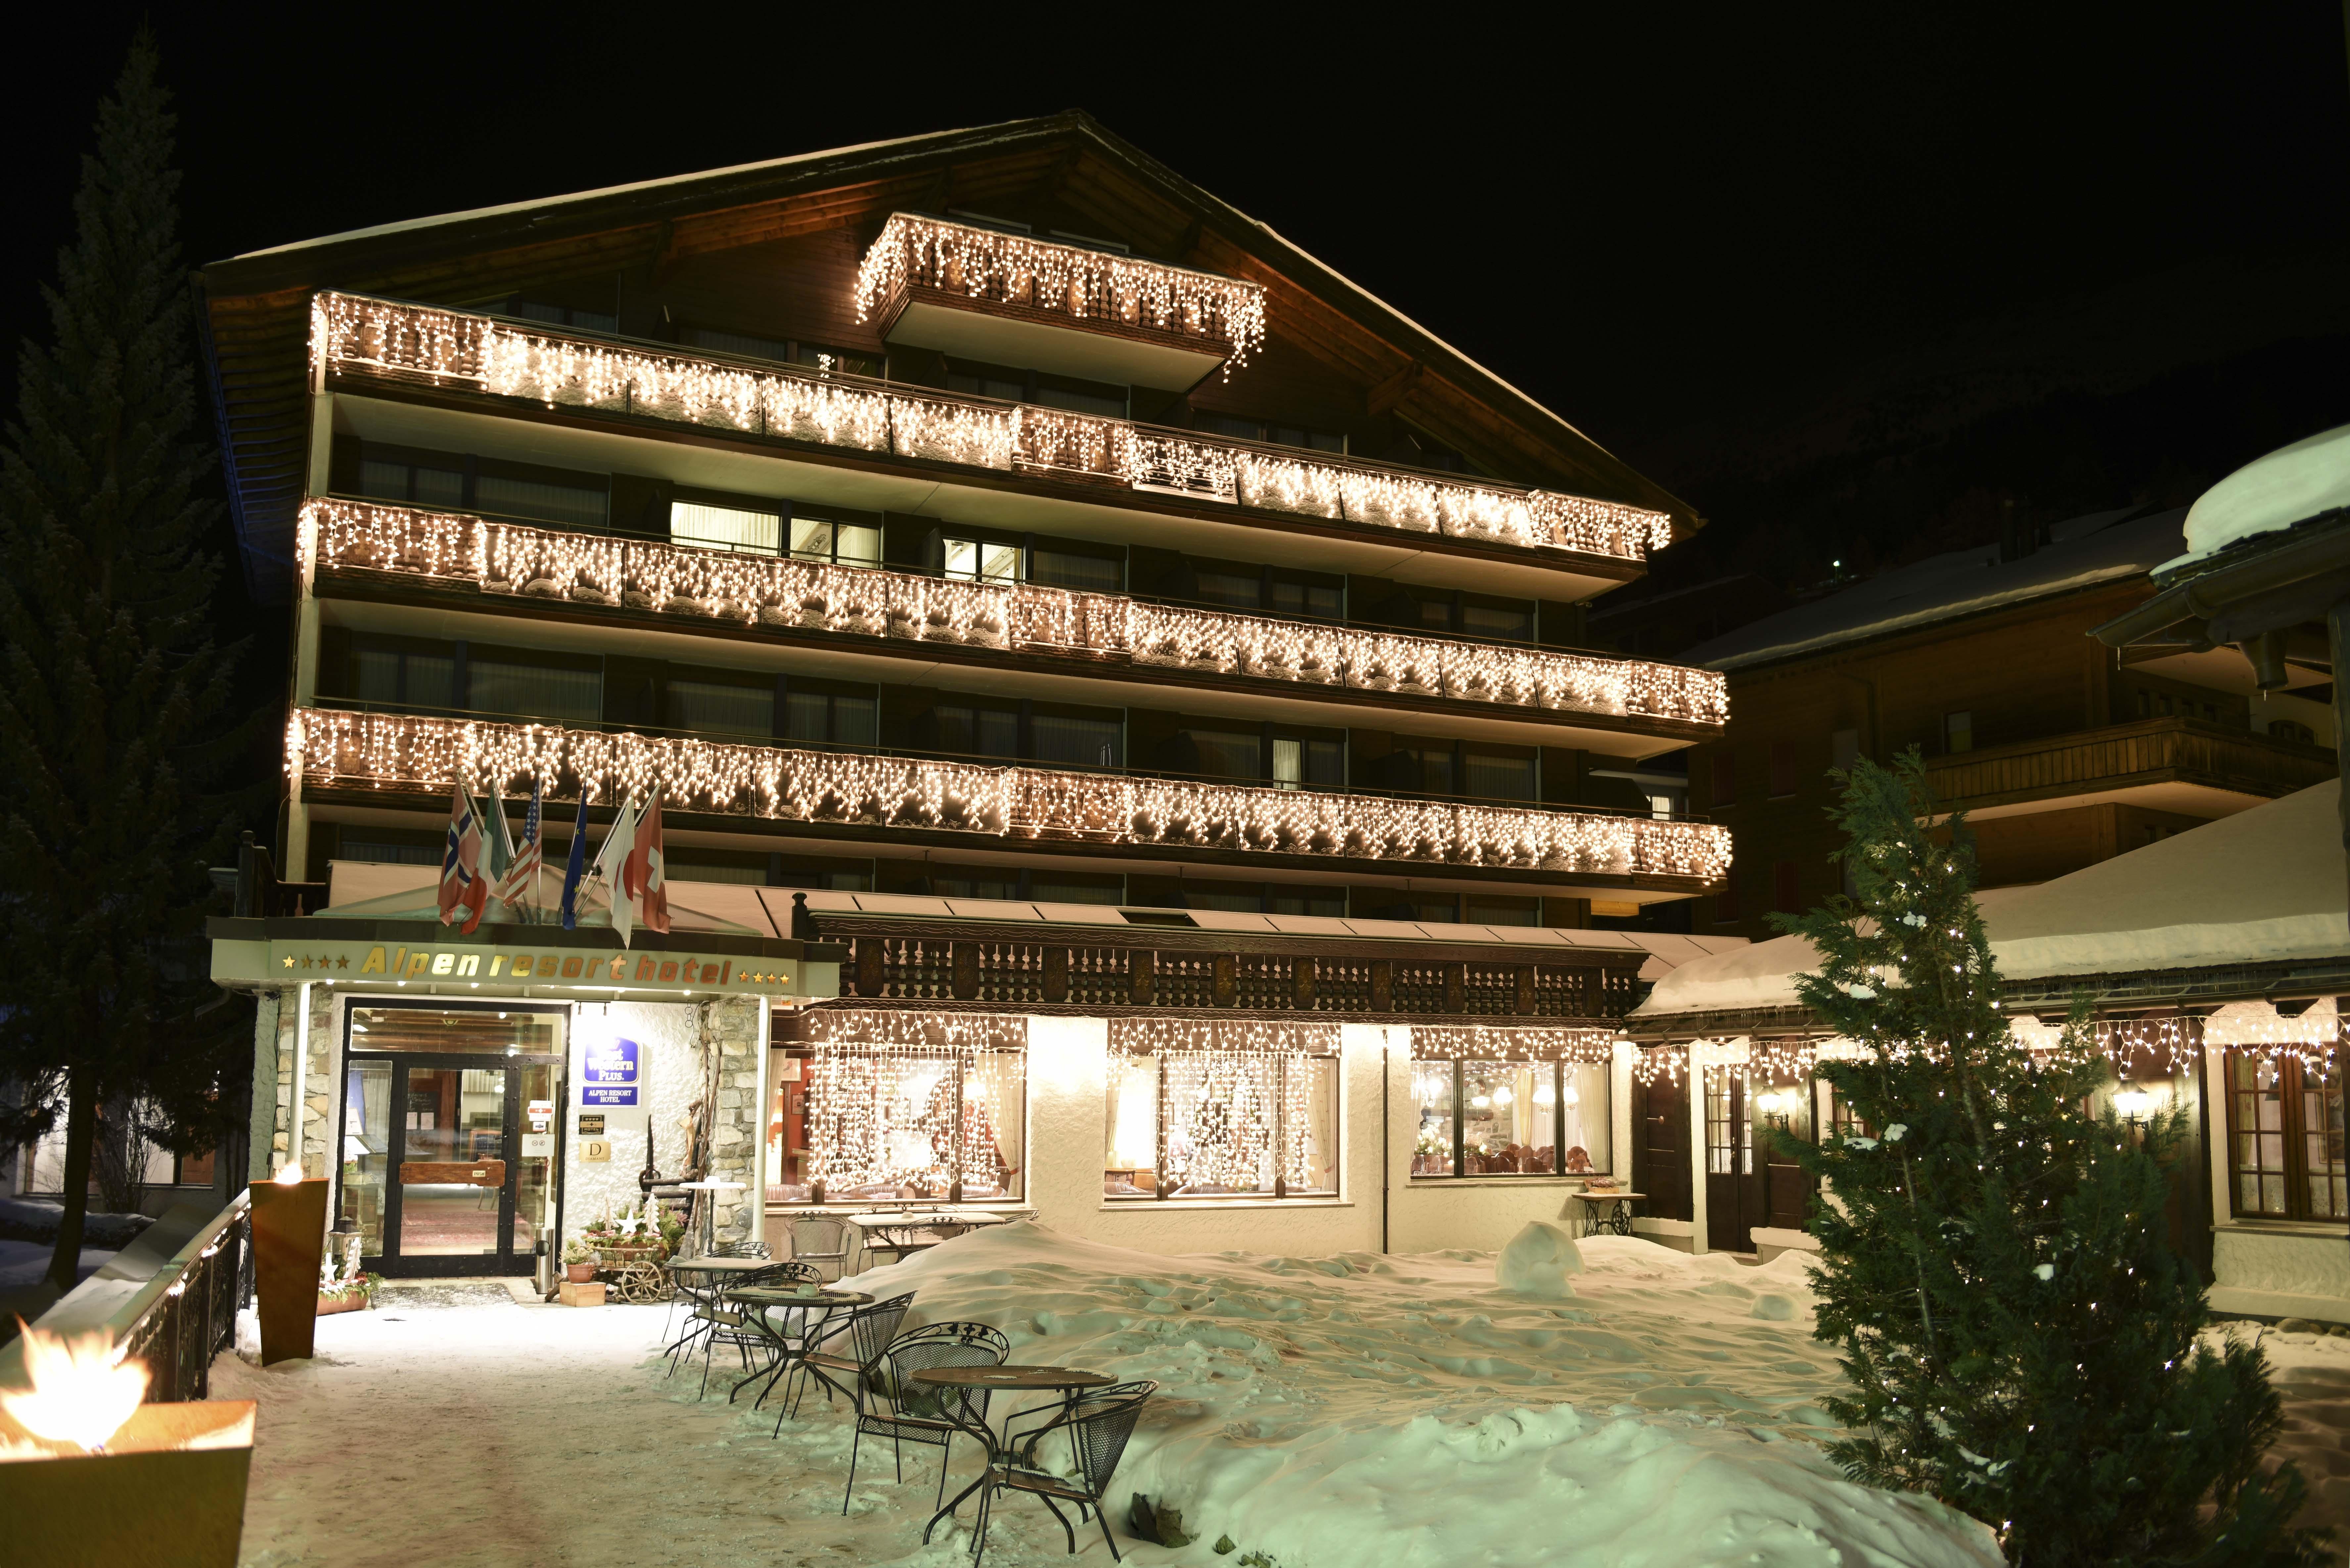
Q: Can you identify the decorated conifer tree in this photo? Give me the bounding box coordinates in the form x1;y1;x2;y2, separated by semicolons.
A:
0;34;252;1292
1777;752;2321;1565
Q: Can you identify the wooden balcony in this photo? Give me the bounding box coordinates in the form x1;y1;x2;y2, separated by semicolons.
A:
1925;717;2336;819
302;499;1727;741
856;213;1265;390
311;292;1674;565
286;707;1730;897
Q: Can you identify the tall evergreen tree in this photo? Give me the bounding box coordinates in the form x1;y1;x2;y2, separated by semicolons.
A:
1777;753;2321;1564
0;34;251;1293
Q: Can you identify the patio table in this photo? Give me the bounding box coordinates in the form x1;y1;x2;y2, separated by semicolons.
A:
722;1284;873;1408
912;1364;1114;1542
1570;1190;1644;1238
849;1209;1014;1266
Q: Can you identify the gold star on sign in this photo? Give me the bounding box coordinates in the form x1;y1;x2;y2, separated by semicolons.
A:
281;955;295;969
300;955;312;969
317;955;331;969
336;955;350;970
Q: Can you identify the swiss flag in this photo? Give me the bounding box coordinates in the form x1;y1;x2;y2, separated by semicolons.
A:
623;790;670;937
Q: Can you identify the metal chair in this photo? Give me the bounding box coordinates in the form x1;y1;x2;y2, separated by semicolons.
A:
789;1216;853;1282
693;1260;819;1398
971;1380;1156;1566
839;1321;1010;1513
786;1291;914;1424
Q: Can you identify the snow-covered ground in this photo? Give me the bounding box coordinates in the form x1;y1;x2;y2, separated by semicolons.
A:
219;1223;2008;1567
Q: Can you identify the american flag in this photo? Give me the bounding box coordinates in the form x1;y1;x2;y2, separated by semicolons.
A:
494;776;543;916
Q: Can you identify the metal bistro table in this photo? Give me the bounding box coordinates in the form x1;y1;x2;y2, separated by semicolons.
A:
662;1255;786;1366
914;1364;1115;1544
723;1284;872;1409
1571;1190;1645;1238
849;1209;1015;1268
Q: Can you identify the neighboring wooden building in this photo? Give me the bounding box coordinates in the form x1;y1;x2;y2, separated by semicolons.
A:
1681;505;2335;942
199;112;1740;1270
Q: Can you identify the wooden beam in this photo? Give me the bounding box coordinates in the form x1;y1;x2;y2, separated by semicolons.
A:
1367;360;1422;417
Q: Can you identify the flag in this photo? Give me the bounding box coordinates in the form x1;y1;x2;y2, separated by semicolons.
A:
494;776;543;921
559;791;591;930
437;784;488;934
623;790;670;937
593;796;639;947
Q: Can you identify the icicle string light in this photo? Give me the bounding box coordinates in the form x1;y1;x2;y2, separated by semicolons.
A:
1106;1017;1330;1193
310;293;1674;562
1632;1044;1689;1086
804;1008;1029;1050
286;707;1732;879
856;212;1268;369
302;500;1727;726
1109;1017;1340;1055
1407;1023;1618;1062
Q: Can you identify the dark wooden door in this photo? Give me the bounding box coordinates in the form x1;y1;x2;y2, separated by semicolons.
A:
1705;1072;1748;1251
1635;1073;1690;1222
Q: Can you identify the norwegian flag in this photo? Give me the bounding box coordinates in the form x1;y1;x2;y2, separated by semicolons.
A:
438;784;488;934
623;790;670;938
493;776;543;918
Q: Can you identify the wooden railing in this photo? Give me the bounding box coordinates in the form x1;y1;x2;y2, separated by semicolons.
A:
286;707;1733;884
303;500;1727;729
1926;717;2335;810
309;292;1674;562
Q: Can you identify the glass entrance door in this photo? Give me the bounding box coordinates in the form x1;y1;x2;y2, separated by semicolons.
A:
338;1004;566;1277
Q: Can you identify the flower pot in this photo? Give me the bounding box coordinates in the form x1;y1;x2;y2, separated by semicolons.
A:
565;1263;596;1283
251;1177;331;1366
316;1287;369;1316
0;1399;257;1568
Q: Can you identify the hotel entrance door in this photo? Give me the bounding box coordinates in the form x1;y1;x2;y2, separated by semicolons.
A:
338;1005;566;1277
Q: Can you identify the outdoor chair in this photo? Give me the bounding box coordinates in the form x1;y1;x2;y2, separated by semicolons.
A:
665;1256;802;1374
971;1380;1158;1566
785;1291;914;1424
694;1260;819;1399
838;1321;1011;1512
789;1216;853;1282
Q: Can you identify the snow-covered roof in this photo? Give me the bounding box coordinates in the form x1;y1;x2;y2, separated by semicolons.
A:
2169;421;2350;571
1631;779;2347;1022
1682;506;2185;671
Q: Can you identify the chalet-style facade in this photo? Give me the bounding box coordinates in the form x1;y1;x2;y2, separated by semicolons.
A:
200;112;1736;1279
1681;505;2335;943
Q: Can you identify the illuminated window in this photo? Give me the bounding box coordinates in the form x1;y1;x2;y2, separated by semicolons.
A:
1104;1046;1339;1200
943;537;1019;584
798;1046;1026;1202
1410;1059;1611;1178
789;516;881;568
2228;1050;2346;1221
672;502;781;556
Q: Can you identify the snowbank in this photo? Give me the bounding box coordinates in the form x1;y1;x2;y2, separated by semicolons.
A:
848;1221;2000;1566
2176;421;2350;567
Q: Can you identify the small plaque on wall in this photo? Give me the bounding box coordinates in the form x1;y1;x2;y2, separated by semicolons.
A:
578;1113;605;1135
581;1138;612;1163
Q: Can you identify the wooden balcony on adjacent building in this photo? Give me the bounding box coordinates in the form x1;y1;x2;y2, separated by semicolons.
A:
1925;716;2336;821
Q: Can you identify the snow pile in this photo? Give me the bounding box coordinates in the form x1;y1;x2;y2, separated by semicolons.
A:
2177;421;2350;567
852;1222;2000;1566
1493;1218;1583;1298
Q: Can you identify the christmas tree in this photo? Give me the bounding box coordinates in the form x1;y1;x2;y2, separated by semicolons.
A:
0;34;253;1292
1776;753;2322;1565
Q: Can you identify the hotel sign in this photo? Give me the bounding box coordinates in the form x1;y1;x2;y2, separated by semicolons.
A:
213;938;805;997
582;1038;639;1108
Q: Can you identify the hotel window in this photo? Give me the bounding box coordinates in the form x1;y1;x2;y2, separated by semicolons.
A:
783;685;879;747
790;515;883;570
1944;711;1974;755
930;702;1021;760
2227;1050;2347;1222
467;652;601;725
474;469;610;530
1030;711;1124;768
1465;895;1543;928
943;536;1021;585
1192;410;1346;455
665;677;773;739
1104;1036;1340;1200
359;451;466;511
795;342;885;380
1410;1057;1611;1178
504;298;618;333
1028;547;1124;593
680;325;884;381
1768;741;1798;798
1710;749;1737;807
792;1043;1026;1203
672;501;782;556
348;635;456;711
1464;749;1537;802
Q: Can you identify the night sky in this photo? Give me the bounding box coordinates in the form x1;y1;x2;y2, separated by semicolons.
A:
7;7;2347;631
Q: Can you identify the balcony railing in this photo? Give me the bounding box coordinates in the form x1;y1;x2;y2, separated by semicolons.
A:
287;707;1732;882
854;212;1267;366
303;500;1728;728
310;292;1674;562
1925;717;2336;811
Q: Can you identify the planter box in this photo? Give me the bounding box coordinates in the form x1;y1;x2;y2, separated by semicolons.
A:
0;1399;257;1567
557;1280;605;1308
251;1178;330;1366
316;1288;370;1317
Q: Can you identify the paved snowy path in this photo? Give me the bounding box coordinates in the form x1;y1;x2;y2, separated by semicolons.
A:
214;1229;2018;1567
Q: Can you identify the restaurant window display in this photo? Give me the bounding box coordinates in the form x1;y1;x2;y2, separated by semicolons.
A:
1104;1020;1339;1200
1408;1027;1614;1179
782;1016;1027;1202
